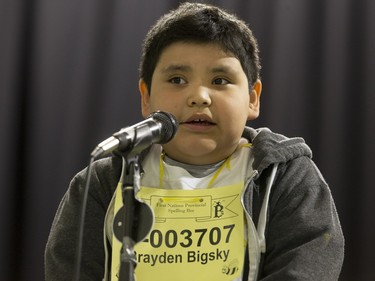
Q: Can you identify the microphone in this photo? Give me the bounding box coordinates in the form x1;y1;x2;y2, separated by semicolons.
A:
91;111;178;158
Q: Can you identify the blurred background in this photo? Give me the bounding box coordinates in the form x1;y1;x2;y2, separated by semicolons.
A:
1;0;374;280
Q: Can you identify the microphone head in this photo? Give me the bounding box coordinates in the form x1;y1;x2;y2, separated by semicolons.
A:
150;111;178;144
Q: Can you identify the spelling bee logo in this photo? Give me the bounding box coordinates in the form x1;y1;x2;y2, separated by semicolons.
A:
209;194;239;221
213;200;225;218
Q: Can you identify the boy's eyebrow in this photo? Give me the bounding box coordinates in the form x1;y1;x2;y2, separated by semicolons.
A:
210;65;237;74
161;64;192;73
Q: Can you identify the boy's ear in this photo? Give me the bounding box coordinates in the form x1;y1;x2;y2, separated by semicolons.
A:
139;79;151;118
248;79;262;120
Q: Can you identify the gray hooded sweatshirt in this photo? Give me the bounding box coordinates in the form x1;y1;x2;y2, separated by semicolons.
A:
45;127;344;280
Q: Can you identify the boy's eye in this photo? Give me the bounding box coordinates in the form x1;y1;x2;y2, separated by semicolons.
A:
169;77;187;84
212;78;230;85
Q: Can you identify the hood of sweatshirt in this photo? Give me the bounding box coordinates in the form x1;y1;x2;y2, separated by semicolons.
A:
242;127;312;174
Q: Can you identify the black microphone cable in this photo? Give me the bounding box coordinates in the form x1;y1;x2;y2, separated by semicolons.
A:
73;155;95;281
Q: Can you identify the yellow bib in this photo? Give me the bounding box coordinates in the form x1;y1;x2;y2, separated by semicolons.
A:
111;182;246;281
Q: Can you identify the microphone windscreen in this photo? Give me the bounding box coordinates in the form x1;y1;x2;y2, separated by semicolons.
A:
150;111;178;143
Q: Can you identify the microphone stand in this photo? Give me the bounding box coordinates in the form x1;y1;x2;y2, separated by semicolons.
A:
90;112;176;281
113;151;154;281
119;156;139;281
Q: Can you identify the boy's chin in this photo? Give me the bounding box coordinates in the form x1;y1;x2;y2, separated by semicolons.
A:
163;141;231;165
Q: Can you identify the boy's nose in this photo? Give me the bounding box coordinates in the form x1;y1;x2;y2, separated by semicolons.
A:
187;87;212;107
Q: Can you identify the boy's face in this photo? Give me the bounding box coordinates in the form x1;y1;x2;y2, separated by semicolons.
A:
139;42;261;165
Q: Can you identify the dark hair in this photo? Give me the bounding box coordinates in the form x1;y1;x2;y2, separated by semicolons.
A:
139;2;261;92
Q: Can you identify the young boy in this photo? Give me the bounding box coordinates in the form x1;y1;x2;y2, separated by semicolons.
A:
45;2;344;281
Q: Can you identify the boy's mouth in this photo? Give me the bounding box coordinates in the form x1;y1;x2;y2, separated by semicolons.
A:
182;119;215;126
180;114;216;127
